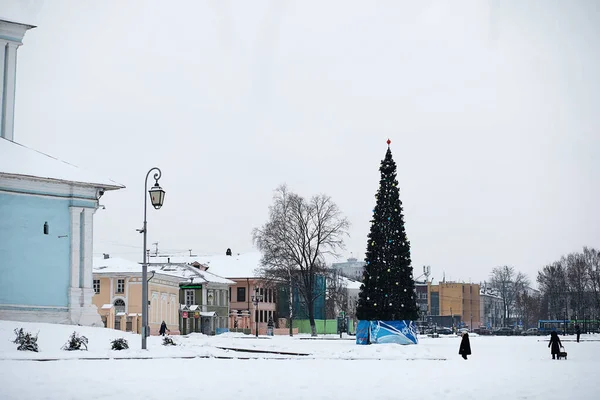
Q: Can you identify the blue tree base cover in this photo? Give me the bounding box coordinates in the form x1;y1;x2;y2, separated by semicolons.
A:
356;320;418;345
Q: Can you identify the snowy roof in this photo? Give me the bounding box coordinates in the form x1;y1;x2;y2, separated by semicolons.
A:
0;138;124;189
200;311;216;317
93;257;234;285
480;289;503;299
340;276;363;290
149;252;264;279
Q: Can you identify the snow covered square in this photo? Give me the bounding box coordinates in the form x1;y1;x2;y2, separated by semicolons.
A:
1;321;598;400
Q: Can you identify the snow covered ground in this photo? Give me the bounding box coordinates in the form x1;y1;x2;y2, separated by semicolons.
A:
1;320;598;399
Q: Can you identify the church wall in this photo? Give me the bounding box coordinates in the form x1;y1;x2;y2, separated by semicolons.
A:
0;191;71;307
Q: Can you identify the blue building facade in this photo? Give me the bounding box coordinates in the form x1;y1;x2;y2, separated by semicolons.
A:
0;19;124;325
277;274;326;320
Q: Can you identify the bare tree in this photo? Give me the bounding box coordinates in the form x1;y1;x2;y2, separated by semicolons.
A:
537;247;600;325
489;266;530;324
565;252;589;321
537;261;568;320
583;247;600;318
515;291;542;329
325;269;349;319
253;185;350;336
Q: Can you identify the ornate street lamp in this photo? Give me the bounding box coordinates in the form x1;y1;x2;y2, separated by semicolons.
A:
251;288;263;338
149;179;165;209
139;167;165;350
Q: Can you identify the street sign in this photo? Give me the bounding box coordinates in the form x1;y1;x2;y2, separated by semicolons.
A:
194;312;200;319
182;312;188;319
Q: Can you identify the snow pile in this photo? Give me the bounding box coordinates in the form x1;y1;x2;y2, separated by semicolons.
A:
0;320;450;360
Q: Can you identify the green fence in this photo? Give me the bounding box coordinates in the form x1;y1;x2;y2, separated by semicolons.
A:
293;319;350;334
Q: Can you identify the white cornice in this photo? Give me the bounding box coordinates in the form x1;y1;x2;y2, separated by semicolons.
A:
0;19;35;44
0;174;101;200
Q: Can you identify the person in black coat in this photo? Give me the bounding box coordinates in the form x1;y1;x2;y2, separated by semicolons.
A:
159;321;168;336
575;325;581;343
459;332;471;360
548;331;562;359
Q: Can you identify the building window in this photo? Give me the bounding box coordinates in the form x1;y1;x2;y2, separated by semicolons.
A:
114;299;125;314
185;290;195;306
116;279;125;294
229;287;232;302
93;279;100;294
237;287;246;302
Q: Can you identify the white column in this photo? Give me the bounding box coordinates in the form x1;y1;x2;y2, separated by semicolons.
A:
0;42;19;141
0;41;6;135
81;208;95;289
69;207;83;290
68;206;102;326
202;286;208;312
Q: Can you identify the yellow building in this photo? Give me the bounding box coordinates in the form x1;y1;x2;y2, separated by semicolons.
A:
93;258;181;334
93;255;234;335
428;282;481;329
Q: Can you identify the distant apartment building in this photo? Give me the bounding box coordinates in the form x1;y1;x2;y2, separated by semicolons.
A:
276;273;326;321
331;257;365;281
427;282;481;329
479;286;504;328
415;281;429;320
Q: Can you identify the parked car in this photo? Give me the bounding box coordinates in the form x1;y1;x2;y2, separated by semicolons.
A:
437;327;453;335
522;328;540;336
475;327;493;335
493;327;515;336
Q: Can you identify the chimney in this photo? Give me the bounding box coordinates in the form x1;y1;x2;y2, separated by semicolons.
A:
0;19;35;141
103;253;110;259
226;248;232;256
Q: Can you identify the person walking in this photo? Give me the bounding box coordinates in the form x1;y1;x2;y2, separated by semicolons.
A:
548;331;562;359
575;324;581;343
459;332;472;360
159;321;168;336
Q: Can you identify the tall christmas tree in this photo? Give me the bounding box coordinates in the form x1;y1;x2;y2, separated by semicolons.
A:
356;139;419;321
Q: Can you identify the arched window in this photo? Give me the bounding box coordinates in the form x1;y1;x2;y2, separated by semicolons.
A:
114;299;126;314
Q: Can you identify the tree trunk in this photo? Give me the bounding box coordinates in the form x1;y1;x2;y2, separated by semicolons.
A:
307;298;317;337
288;277;294;337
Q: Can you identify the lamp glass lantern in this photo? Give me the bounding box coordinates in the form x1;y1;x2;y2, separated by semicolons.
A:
149;182;165;209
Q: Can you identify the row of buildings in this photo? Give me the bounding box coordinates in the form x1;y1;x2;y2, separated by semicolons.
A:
332;258;506;329
93;252;335;336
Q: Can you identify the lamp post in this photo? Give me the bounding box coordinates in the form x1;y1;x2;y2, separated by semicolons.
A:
139;167;165;350
251;288;263;338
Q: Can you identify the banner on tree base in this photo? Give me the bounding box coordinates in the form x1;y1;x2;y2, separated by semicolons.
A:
355;320;418;345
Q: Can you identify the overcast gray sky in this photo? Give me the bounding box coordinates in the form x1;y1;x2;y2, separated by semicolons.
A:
4;0;599;285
